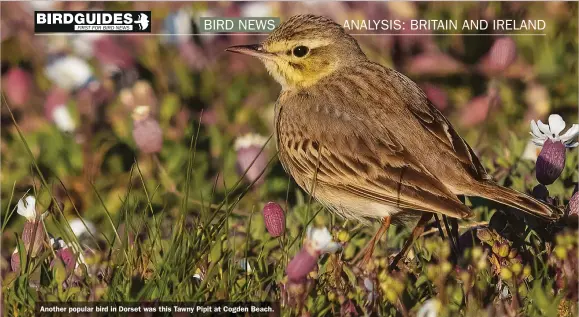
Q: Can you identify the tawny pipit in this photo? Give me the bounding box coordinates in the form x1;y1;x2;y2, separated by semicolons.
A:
226;15;560;268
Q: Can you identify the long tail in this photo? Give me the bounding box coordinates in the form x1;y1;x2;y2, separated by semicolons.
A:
472;182;561;220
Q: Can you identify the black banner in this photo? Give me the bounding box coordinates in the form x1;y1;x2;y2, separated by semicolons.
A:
35;302;279;316
34;11;152;33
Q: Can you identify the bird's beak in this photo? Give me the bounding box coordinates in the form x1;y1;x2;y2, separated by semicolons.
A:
225;44;272;59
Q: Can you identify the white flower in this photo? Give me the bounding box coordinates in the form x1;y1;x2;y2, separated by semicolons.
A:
50;237;68;249
192;9;217;43
17;196;37;220
68;219;95;237
234;133;269;151
521;140;541;162
45;55;94;91
71;33;105;58
240;2;272;18
52;105;76;132
27;1;56;11
306;226;341;254
162;9;192;45
530;114;579;148
417;298;441;317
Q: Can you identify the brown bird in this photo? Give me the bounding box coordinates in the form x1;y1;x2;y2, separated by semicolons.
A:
226;14;559;268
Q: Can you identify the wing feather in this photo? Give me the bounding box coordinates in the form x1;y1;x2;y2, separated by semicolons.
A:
276;89;472;219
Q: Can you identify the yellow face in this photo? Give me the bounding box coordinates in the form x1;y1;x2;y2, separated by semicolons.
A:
226;15;366;90
260;38;338;89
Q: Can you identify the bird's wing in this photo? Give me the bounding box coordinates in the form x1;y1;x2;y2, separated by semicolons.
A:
380;66;490;181
276;91;472;219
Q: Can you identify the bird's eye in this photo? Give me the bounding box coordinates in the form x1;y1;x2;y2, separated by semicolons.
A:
292;46;309;58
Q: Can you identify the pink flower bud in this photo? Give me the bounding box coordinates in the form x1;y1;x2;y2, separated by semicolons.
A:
487;37;517;72
22;220;46;257
93;36;135;71
406;53;466;76
11;250;20;273
536;139;566;185
234;134;269;186
422;84;448;111
132;106;163;154
50;247;76;275
3;67;32;106
286;248;318;283
459;95;493;127
263;202;285;237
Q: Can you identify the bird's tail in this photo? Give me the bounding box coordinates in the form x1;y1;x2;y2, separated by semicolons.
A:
471;182;561;220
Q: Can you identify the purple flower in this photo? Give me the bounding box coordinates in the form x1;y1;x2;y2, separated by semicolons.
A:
50;239;77;275
530;114;579;148
132;105;163;154
530;114;578;185
286;226;341;282
487;37;517;72
11;248;20;273
536;141;566;186
93;36;135;73
234;133;269;186
18;196;47;257
262;202;285;237
286;248;318;283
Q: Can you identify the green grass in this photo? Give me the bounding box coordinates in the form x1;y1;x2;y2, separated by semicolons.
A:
2;97;578;316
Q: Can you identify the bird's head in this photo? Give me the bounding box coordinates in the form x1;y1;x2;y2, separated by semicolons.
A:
226;14;366;90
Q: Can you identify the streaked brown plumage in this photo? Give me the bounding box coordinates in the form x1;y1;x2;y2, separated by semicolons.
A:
226;14;560;265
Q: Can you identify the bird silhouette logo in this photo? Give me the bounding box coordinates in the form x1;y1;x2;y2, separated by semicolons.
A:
134;13;149;30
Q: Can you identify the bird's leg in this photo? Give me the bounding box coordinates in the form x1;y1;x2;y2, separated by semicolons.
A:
433;214;446;239
354;216;391;268
450;218;459;250
442;215;459;260
389;212;433;270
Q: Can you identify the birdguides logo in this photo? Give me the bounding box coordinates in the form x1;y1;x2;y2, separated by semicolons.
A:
34;11;152;33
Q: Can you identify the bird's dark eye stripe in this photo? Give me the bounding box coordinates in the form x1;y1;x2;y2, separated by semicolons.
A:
288;62;304;70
